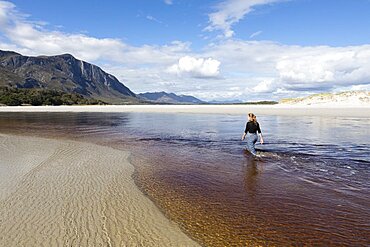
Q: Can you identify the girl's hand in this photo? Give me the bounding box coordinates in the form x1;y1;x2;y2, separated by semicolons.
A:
260;138;264;144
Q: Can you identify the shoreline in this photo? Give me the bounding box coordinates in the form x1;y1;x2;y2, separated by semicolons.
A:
0;133;199;246
0;104;370;117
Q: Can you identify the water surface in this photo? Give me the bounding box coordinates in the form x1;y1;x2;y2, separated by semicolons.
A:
0;112;369;246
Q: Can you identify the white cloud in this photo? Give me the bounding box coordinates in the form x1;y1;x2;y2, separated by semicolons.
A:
252;78;276;93
0;1;189;65
164;0;173;5
250;30;262;38
348;84;370;91
276;46;370;89
205;0;284;38
167;56;221;78
0;1;125;61
190;90;243;101
146;15;162;24
204;40;370;94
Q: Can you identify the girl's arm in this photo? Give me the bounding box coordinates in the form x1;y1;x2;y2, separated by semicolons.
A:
241;132;246;140
242;123;249;140
259;133;264;144
257;123;264;144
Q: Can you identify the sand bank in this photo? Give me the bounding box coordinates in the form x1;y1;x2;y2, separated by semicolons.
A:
0;104;369;117
0;134;199;246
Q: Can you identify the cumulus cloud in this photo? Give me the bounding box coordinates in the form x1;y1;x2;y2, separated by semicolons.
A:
205;0;284;38
167;56;221;78
204;40;370;95
0;1;189;65
276;46;370;90
252;78;276;93
0;1;127;61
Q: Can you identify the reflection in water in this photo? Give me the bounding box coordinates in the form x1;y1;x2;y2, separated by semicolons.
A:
0;112;369;246
243;153;260;199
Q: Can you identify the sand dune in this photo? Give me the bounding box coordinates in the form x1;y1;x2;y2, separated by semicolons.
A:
0;134;199;246
0;104;369;117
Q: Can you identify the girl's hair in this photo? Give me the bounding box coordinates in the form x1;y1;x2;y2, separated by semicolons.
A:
248;113;257;124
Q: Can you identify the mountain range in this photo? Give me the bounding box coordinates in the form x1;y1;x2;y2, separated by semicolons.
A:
138;92;204;104
0;50;138;104
0;49;207;105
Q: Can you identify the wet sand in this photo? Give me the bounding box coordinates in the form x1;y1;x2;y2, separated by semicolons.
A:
0;104;369;117
0;134;199;246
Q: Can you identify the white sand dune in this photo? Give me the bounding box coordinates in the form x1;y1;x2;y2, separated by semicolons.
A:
0;134;199;246
280;91;370;106
0;104;369;117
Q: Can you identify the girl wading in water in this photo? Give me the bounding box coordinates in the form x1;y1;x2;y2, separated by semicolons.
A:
242;113;264;156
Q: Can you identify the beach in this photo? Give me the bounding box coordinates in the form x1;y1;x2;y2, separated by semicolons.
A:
0;104;369;117
0;133;199;246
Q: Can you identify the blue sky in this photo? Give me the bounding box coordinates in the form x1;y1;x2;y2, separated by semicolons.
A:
10;0;370;47
1;0;370;100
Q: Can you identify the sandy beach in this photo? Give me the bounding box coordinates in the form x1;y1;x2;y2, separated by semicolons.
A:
0;133;199;246
0;104;369;117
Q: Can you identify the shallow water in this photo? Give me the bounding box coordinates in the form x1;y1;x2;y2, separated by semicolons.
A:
0;112;369;246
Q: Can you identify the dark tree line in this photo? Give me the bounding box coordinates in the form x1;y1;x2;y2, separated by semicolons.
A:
0;87;106;106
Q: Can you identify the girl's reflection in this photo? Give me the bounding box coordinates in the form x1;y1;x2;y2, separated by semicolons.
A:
243;150;263;199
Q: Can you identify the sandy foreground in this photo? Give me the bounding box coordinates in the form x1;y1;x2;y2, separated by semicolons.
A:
0;104;369;117
0;133;199;246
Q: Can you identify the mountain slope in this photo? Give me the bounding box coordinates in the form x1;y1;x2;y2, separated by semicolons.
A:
0;50;138;104
138;91;204;104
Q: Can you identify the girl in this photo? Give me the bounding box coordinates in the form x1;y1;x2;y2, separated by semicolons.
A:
241;113;264;156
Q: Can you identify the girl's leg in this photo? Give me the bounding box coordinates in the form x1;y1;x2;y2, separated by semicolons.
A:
251;135;258;155
247;134;258;156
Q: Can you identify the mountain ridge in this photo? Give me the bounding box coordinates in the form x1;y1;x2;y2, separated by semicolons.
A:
138;91;205;104
0;49;139;104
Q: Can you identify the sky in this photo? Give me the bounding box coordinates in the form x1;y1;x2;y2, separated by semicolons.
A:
0;0;370;101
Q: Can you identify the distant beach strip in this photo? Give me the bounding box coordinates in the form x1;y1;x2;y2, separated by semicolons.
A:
0;105;369;117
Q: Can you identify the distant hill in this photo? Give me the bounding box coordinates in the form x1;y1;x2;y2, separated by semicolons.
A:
138;91;205;104
237;101;278;105
0;50;139;104
280;91;370;106
208;99;243;104
207;100;278;104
